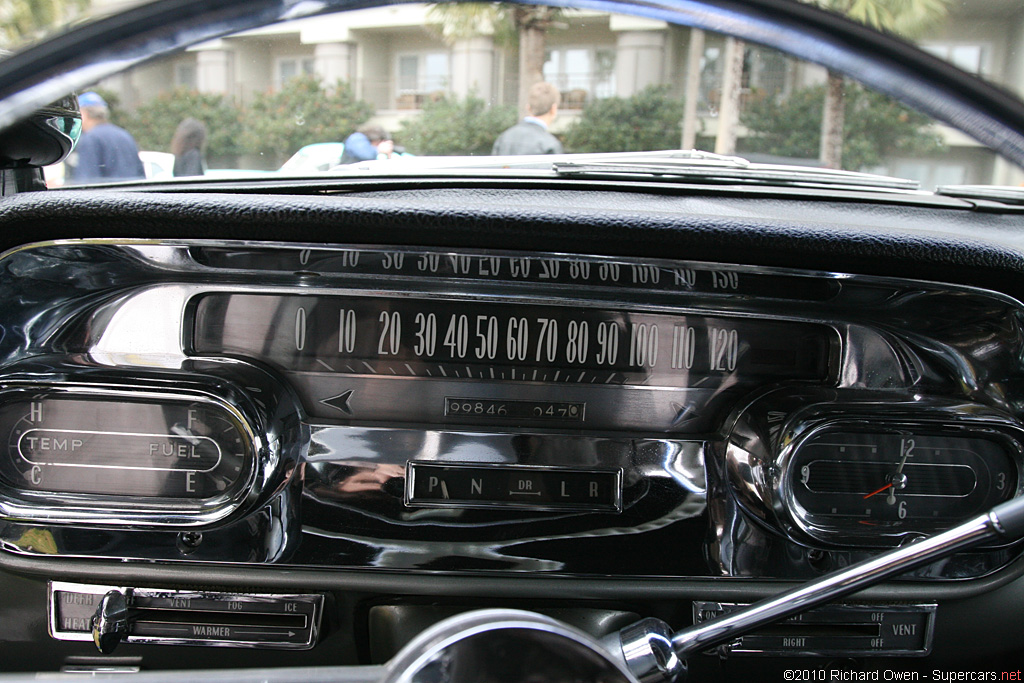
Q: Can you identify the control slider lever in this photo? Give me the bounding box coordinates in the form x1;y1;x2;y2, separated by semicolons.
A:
606;495;1024;683
90;589;132;654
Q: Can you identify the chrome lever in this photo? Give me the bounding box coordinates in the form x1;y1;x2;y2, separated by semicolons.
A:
91;589;131;654
606;495;1024;683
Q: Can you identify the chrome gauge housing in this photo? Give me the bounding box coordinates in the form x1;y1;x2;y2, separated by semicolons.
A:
0;239;1021;580
0;360;304;528
723;388;1024;549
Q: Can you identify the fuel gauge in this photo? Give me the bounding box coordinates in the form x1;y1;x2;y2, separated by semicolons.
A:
785;427;1020;544
0;392;253;509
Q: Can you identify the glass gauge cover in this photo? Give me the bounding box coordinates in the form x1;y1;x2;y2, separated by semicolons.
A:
785;426;1020;546
0;394;251;505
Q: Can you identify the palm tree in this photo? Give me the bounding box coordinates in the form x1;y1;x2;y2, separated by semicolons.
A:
429;3;563;114
808;0;950;168
714;36;744;155
510;5;560;113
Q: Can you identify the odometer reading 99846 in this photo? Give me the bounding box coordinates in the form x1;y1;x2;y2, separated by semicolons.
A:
193;294;830;388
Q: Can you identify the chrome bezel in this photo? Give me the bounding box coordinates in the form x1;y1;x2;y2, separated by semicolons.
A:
48;581;324;650
0;240;1021;580
0;365;283;528
737;392;1024;549
692;601;937;657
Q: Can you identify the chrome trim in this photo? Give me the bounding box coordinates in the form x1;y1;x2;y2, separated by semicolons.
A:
0;380;255;527
552;159;921;190
721;388;1024;549
381;608;639;683
304;425;705;561
0;358;304;528
610;495;1024;681
49;581;324;650
691;601;937;656
670;511;998;658
936;185;1024;204
0;240;1021;580
602;617;684;683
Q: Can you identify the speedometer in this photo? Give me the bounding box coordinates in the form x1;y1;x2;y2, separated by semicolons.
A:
192;293;834;431
193;294;829;386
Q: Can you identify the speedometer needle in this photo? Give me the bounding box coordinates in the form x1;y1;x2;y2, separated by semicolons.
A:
864;483;893;499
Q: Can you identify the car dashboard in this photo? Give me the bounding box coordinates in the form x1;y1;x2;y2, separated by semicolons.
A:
1;184;1024;677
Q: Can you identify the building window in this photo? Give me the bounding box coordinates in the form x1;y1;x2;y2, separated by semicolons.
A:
699;43;790;115
744;47;787;97
276;56;316;88
395;52;450;109
921;43;987;75
174;63;197;90
543;47;616;109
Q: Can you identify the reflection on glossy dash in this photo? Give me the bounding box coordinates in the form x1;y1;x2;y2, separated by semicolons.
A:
308;461;405;501
659;441;707;495
306;425;509;464
299;523;567;572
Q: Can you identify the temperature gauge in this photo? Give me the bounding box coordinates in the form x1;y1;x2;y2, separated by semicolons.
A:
785;427;1020;544
0;392;253;514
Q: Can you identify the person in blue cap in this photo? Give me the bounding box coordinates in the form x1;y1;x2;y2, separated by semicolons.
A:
69;91;145;182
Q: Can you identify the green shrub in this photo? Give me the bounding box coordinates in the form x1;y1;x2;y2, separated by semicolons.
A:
119;88;244;165
563;86;685;153
397;94;517;156
739;83;945;170
239;76;373;167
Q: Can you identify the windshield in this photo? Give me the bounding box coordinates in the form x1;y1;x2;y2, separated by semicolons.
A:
15;0;1023;190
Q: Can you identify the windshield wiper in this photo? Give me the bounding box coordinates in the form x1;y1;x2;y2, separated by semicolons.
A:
935;184;1024;205
552;150;920;191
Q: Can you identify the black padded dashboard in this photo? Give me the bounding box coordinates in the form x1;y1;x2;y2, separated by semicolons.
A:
1;185;1023;292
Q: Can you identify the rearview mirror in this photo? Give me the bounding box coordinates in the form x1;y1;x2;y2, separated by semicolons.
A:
0;94;80;169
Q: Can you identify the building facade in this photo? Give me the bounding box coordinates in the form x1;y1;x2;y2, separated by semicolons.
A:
100;1;1024;185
